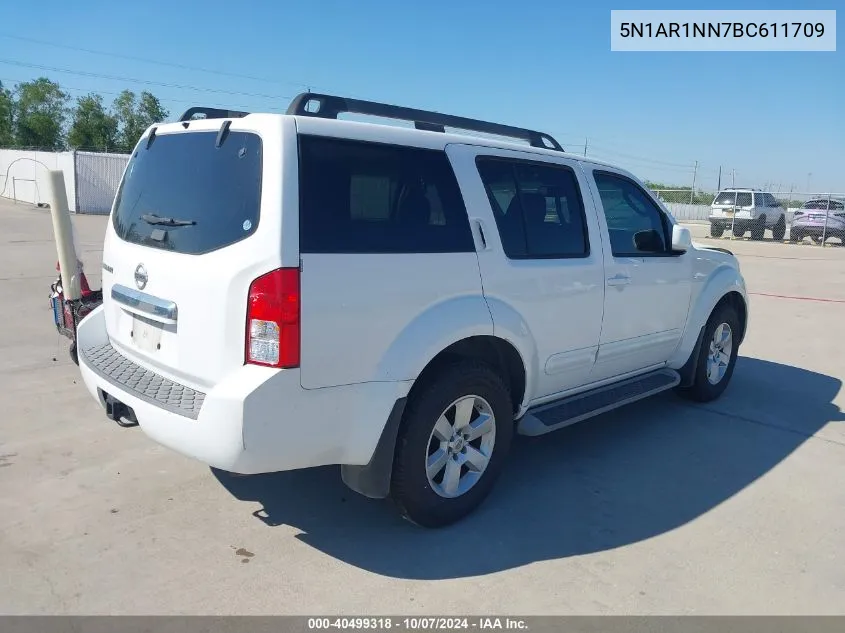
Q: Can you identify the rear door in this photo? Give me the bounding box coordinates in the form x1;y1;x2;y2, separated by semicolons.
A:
101;116;289;390
447;144;606;400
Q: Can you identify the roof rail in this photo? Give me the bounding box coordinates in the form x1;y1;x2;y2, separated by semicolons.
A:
179;107;250;122
285;92;564;152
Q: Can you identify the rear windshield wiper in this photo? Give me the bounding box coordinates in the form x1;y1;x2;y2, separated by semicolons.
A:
141;213;197;227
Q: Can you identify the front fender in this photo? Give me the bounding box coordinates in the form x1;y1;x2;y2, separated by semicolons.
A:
668;263;748;369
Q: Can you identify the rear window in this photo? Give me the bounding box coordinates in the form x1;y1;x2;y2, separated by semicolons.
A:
298;136;474;254
112;130;262;255
804;199;844;210
713;191;752;207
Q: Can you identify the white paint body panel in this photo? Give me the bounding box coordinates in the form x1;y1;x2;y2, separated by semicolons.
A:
75;111;748;476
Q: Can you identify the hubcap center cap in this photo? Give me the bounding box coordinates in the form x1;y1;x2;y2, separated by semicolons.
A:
448;434;465;453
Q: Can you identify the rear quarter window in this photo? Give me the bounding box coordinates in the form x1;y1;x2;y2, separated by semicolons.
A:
112;130;263;255
298;136;474;254
714;191;752;206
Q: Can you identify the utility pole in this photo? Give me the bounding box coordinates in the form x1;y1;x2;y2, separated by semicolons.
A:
717;166;722;191
806;173;812;192
731;169;736;188
583;138;588;157
690;160;698;204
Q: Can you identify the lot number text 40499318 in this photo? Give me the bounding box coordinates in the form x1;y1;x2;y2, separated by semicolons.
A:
307;618;529;630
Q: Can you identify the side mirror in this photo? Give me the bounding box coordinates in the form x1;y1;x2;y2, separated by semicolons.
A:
671;225;692;252
633;229;665;253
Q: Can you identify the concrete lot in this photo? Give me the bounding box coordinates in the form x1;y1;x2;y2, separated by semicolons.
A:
1;197;843;615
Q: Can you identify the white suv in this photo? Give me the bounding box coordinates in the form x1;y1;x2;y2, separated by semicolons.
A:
76;93;749;527
709;188;787;240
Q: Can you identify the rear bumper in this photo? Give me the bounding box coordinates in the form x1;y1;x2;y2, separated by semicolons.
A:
709;215;752;228
77;306;412;474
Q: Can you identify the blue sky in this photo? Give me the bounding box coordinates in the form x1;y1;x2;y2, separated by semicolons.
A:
1;0;842;192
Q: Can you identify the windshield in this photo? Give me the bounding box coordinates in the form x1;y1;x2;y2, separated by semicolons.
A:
713;191;752;207
112;130;262;255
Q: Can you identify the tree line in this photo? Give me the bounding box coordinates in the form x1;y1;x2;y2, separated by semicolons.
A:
0;77;169;153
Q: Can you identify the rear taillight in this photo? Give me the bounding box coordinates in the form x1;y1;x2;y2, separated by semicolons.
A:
245;268;300;369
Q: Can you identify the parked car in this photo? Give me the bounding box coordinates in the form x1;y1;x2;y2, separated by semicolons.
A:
790;197;845;244
709;188;787;240
74;93;749;527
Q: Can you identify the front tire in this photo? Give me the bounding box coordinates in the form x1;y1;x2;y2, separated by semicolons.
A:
391;361;513;528
676;302;740;403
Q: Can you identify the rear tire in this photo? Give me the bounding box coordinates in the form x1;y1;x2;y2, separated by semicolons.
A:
710;223;724;238
676;302;740;403
732;224;745;238
69;342;79;366
391;361;513;528
772;215;786;241
751;215;766;241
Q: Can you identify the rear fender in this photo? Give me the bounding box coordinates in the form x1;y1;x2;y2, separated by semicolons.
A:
480;296;541;414
373;295;495;383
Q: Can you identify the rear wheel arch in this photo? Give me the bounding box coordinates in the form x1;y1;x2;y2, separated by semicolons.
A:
409;335;527;416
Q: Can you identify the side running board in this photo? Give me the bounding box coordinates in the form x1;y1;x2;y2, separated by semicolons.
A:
517;369;680;437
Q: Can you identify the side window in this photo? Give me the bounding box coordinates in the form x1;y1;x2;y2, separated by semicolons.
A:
299;136;474;254
735;192;753;207
593;171;669;256
476;157;589;259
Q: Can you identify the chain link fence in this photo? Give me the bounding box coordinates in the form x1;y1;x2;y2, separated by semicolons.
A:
74;151;131;215
653;188;845;247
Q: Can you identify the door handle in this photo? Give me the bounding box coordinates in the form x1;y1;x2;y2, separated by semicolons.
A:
606;273;631;287
472;218;489;250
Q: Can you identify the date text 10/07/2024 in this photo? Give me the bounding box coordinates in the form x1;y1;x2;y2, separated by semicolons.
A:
307;618;529;630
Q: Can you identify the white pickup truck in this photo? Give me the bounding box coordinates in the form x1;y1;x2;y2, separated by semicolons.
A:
75;93;749;527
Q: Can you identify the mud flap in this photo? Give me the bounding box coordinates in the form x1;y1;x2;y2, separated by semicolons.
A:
340;398;407;499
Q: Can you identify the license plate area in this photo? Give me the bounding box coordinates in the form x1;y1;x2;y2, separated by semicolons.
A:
132;314;163;352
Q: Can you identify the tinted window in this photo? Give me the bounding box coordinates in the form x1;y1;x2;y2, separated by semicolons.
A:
112;131;262;255
476;157;589;259
714;191;752;207
593;171;669;256
804;199;844;211
298;136;473;254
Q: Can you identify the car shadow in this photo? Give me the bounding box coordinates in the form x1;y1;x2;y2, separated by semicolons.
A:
212;356;843;580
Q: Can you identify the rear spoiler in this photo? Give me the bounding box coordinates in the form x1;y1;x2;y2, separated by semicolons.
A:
179;107;249;122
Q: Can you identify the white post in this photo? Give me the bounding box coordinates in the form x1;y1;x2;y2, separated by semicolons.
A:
46;170;82;301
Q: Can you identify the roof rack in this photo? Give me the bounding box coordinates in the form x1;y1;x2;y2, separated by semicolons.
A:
179;107;249;122
285;92;564;152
